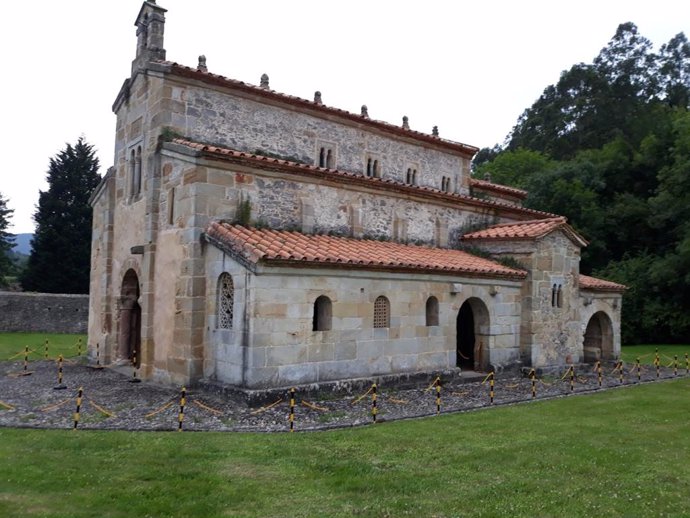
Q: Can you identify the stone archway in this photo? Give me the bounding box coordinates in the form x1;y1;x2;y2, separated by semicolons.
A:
583;311;614;363
118;269;141;366
457;297;491;372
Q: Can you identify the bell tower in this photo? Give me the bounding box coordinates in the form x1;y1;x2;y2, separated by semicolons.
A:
132;1;167;74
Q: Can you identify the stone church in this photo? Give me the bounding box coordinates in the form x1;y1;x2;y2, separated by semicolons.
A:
88;1;625;388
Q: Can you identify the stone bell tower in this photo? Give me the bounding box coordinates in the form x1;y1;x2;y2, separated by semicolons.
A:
132;1;167;74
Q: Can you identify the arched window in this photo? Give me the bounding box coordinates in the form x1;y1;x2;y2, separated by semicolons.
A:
411;169;417;185
406;168;412;184
551;284;557;307
312;295;332;331
373;160;379;178
366;158;373;177
217;273;234;329
426;296;439;326
319;147;326;167
134;146;142;195
373;296;390;328
129;149;136;196
326;149;334;168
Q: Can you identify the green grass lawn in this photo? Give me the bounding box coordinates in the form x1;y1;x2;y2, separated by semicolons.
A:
621;344;690;366
0;332;86;361
1;378;688;518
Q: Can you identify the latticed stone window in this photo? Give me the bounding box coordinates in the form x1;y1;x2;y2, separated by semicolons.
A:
217;273;234;329
373;295;390;328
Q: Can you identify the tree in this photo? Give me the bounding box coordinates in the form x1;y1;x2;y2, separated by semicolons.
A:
0;192;15;288
21;138;101;293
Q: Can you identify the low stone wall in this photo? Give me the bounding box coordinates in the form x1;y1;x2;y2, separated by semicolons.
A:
0;292;89;334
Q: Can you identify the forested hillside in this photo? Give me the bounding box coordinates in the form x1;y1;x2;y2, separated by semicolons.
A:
474;23;690;344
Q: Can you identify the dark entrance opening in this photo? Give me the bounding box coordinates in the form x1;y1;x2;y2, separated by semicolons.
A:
118;269;141;366
456;301;475;370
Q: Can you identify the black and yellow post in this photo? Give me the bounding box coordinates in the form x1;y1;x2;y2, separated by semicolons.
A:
686;353;689;375
637;357;641;383
372;383;378;423
44;339;49;360
489;372;495;405
618;361;623;384
674;355;678;377
597;361;602;388
289;388;296;432
77;338;82;357
54;354;67;390
530;369;536;399
570;366;575;392
73;387;83;430
178;387;186;431
435;379;441;415
656;354;660;379
94;342;103;369
22;346;30;374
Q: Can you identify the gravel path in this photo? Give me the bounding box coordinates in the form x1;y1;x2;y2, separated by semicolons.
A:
0;358;686;432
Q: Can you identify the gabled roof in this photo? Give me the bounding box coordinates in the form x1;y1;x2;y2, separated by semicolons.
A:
579;274;626;293
164;62;478;158
462;217;588;247
205;222;528;280
469;178;528;200
166;139;559;221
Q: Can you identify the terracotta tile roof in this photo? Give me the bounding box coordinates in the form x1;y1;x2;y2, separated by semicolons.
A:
462;217;588;247
579;274;627;292
205;222;528;280
167;139;559;221
163;62;478;158
470;178;528;199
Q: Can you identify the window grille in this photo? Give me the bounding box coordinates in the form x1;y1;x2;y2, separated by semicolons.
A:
373;296;390;328
217;273;234;329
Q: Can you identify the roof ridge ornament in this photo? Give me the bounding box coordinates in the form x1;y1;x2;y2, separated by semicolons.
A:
402;115;410;130
361;105;369;118
197;55;207;72
260;73;269;89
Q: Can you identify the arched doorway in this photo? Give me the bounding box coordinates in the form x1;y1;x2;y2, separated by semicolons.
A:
118;269;141;366
456;298;490;371
583;311;614;363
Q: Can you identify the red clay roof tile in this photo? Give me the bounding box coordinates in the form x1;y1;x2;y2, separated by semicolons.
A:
579;274;626;292
469;178;528;199
205;222;527;280
462;217;588;247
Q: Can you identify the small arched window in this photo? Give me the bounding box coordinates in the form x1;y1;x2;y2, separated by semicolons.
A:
313;295;332;331
551;284;557;307
319;147;326;167
426;296;439;326
366;158;373;177
373;296;390;328
556;284;563;308
326;149;334;168
217;273;234;329
373;160;379;178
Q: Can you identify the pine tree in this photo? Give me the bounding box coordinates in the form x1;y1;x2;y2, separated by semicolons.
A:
21;138;101;293
0;192;15;288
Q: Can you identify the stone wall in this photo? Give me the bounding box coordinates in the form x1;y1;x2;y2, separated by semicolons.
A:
203;246;523;389
0;292;89;334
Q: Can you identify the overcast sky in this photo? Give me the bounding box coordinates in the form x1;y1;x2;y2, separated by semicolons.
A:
1;0;686;234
